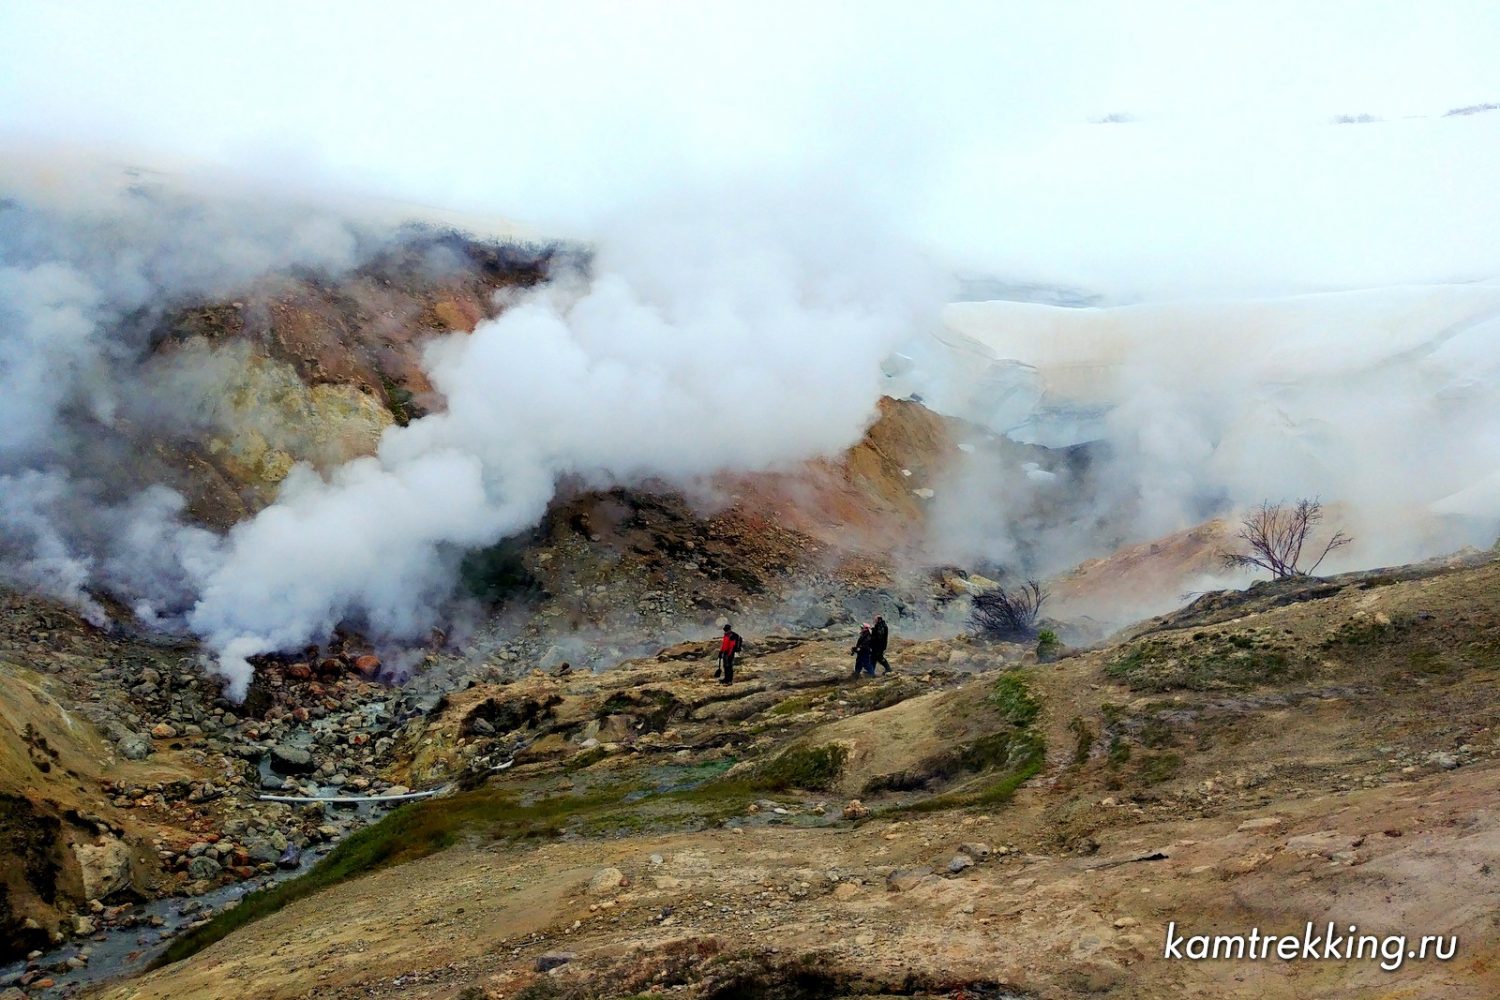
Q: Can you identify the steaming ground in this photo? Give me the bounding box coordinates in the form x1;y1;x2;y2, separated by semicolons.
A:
917;284;1500;574
0;162;386;626
186;195;948;696
4;164;1500;702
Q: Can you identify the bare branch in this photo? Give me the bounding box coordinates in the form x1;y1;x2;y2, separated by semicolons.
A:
969;579;1047;640
1220;498;1353;581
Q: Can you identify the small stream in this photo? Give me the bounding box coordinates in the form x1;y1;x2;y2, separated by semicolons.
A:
2;793;402;997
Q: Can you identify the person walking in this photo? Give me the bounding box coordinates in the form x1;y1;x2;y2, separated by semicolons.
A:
871;614;892;674
715;623;743;685
850;623;876;677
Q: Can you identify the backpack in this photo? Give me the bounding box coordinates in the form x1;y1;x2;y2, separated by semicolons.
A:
728;631;743;653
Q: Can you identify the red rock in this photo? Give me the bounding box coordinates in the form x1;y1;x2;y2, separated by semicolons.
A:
317;657;343;676
351;654;381;677
291;707;309;722
286;662;312;680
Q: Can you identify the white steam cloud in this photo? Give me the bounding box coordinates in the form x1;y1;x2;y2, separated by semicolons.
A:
0;158;378;621
186;191;946;696
916;285;1500;583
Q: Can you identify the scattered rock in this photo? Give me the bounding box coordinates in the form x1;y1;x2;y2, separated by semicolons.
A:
948;853;975;874
1237;816;1284;834
72;837;133;900
958;842;991;860
1428;751;1460;770
535;951;575;972
187;856;222;880
117;733;153;760
269;745;315;775
587;867;627;895
886;868;934;892
842;799;869;820
352;654;381;678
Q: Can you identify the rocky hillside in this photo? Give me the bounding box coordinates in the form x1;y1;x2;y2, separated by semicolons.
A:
119;233;556;529
8;230;1495;999
2;543;1493;997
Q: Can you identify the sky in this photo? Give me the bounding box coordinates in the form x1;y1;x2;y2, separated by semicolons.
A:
5;1;1500;295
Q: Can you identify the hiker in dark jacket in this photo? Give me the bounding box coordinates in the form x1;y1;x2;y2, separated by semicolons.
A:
871;614;891;674
716;623;743;685
850;623;876;677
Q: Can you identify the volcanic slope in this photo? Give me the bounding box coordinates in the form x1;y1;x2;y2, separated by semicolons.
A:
96;551;1500;1000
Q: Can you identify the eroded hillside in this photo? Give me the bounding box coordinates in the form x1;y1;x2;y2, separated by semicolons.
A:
59;551;1500;1000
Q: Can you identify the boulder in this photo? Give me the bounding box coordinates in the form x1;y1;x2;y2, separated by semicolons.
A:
117;734;153;760
244;838;282;865
269;744;315;775
587;867;627;895
947;853;975;874
73;837;133;900
886;868;935;892
187;855;222;880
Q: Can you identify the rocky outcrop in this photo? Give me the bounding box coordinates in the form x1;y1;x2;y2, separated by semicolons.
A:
71;837;134;901
133;233;556;525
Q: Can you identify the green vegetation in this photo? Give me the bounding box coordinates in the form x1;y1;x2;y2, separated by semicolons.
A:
561;745;611;772
990;672;1040;726
160;670;1051;967
844;676;925;713
896;732;1046;814
750;743;849;792
1036;629;1061;662
1137;751;1184;785
154;769;759;969
1321;614;1412;649
769;693;818;716
1106;636;1305;692
378;372;415;426
880;672;1046;813
1138;714;1177;749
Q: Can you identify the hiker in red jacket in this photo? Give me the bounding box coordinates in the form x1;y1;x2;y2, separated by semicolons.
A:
715;623;743;685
